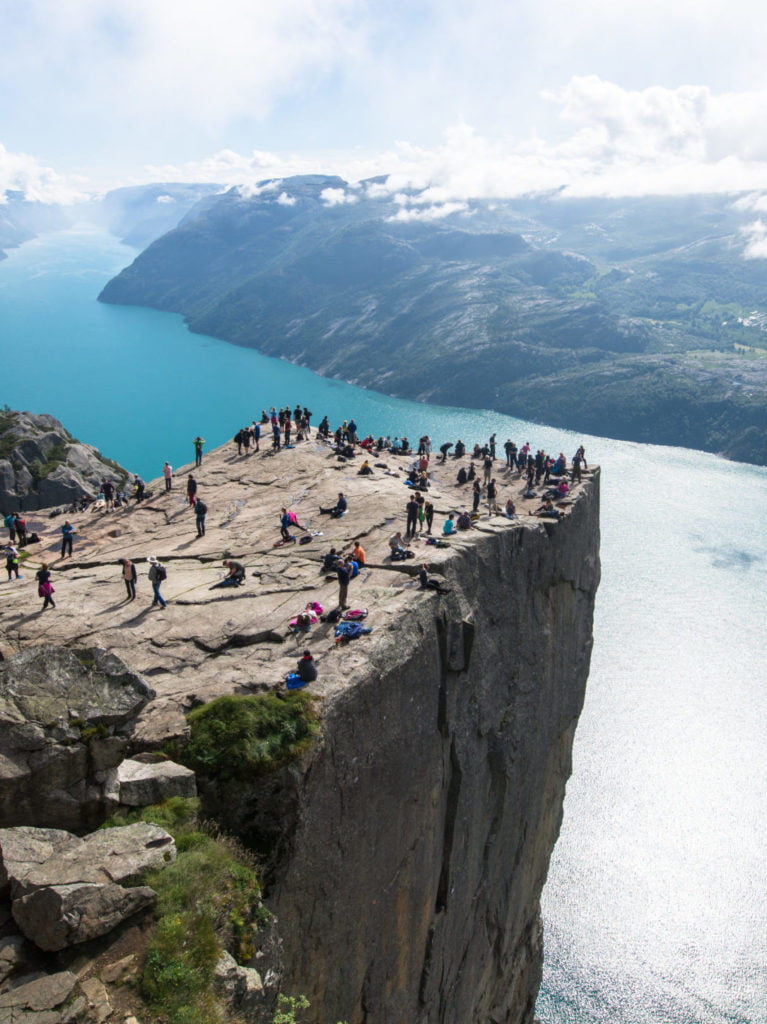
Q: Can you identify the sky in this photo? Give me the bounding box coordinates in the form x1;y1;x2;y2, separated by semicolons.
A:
2;0;767;203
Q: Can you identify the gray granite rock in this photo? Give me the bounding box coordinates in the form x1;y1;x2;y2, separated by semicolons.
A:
12;882;156;951
0;647;155;831
116;759;197;807
0;970;77;1010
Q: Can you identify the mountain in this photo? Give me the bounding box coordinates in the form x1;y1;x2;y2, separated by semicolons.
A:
94;182;223;248
98;176;767;464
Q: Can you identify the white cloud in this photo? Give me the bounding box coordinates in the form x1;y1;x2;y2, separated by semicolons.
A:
277;192;296;205
741;219;767;258
387;201;469;223
321;187;358;206
0;143;88;204
155;194;176;204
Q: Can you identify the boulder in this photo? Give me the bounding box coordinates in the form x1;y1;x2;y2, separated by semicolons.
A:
0;828;81;895
0;647;155;831
15;823;175;898
12;882;156;951
0;970;77;1011
117;759;197;807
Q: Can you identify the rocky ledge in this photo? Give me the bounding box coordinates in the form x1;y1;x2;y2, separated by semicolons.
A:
0;433;600;1024
0;410;131;513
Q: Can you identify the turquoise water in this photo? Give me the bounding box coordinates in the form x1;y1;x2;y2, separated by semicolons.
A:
1;230;766;1024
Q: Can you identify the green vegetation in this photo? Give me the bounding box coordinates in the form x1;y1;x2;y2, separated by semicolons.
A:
271;993;347;1024
28;443;69;481
184;693;318;782
102;797;268;1024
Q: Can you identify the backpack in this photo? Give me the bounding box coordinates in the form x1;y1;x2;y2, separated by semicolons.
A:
457;512;472;530
156;565;167;581
343;608;368;621
195;501;207;516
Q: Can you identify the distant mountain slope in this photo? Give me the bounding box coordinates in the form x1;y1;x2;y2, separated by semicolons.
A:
0;191;69;259
99;176;767;463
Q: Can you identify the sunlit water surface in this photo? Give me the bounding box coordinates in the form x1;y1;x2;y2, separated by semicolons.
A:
1;230;765;1024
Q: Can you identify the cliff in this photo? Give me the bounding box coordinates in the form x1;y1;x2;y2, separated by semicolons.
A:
0;432;600;1023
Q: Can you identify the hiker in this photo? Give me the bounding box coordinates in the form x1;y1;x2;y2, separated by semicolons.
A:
442;514;456;536
424;501;435;534
505;498;516;518
319;493;347;518
4;512;15;542
60;520;74;558
280;508;296;543
193;436;205;466
487;479;497;512
457;466;468;485
454;440;465;458
119;558;137;601
36;563;56;610
358;460;373;475
14;513;27;547
5;543;20;579
252;421;261;451
147;556;167;608
389;531;407;557
439;442;453;462
348;539;366;566
102;478;115;509
285;650;318;689
571;450;583;483
186;474;197;507
472;480;482;512
133;476;146;502
405;496;419;539
419;563;450;594
195;497;207;537
336;557;352;609
163;462;173;492
321;547;339;572
535;499;561;520
221;559;245;585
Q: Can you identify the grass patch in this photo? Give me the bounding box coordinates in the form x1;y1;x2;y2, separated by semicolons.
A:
184;693;318;782
101;798;269;1024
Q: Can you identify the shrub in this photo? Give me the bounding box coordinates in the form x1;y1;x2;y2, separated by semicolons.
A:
184;693;318;782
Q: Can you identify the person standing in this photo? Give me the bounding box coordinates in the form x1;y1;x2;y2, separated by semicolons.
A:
4;512;15;543
186;474;197;507
424;500;435;534
193;437;205;467
5;543;20;580
472;480;482;512
405;496;419;539
36;563;56;610
119;558;137;601
147;556;167;608
252;421;260;452
102;478;115;510
336;558;352;609
133;476;146;502
14;513;27;547
60;520;74;558
195;497;207;537
163;462;173;492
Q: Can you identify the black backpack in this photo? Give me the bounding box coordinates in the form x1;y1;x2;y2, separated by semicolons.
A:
156;565;167;581
196;501;207;516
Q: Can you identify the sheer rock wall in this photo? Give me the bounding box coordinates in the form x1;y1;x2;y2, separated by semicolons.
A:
217;476;601;1024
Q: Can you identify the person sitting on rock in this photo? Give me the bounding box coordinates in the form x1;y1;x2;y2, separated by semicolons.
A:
442;513;456;536
456;466;468;485
535;499;562;519
505;498;517;518
419;563;451;594
319;493;347;518
389;531;408;558
220;559;246;585
285;650;318;689
357;460;373;475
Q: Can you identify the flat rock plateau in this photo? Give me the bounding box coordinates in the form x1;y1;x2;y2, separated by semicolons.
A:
0;436;596;750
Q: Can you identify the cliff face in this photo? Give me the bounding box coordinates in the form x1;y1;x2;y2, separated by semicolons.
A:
200;481;601;1024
